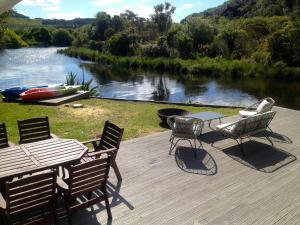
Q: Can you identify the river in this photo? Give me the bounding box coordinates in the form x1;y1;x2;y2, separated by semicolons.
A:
0;47;299;109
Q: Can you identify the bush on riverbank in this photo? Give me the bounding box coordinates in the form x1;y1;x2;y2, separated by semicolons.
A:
59;47;300;80
3;29;28;48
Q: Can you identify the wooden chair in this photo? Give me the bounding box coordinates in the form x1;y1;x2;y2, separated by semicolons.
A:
0;123;9;149
82;121;124;181
0;171;57;225
57;157;112;225
18;117;56;144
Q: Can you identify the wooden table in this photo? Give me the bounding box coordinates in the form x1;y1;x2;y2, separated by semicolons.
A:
0;138;88;181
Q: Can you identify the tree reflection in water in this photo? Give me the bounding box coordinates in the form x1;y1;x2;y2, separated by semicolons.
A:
151;75;170;101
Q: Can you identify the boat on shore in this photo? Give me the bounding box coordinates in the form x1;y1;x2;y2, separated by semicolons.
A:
20;85;81;101
0;84;63;99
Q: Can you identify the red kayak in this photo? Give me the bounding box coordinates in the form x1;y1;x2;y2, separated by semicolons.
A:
20;86;81;101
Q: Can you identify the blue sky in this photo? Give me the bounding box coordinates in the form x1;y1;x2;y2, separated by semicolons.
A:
15;0;226;22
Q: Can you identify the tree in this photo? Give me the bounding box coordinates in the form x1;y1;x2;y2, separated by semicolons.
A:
151;2;176;34
269;22;300;66
108;32;138;56
176;33;193;58
32;27;51;44
187;18;215;50
91;12;111;41
0;11;9;49
52;29;73;46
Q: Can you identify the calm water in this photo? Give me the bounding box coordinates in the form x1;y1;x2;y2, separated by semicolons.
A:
0;47;299;109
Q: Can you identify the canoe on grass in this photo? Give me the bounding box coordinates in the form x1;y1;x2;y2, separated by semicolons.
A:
0;86;47;98
20;85;81;101
0;84;63;98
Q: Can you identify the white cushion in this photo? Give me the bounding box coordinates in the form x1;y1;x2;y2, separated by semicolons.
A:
174;117;195;134
239;110;257;118
216;122;236;133
256;99;270;113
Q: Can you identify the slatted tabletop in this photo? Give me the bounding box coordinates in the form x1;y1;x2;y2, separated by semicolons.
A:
0;139;88;181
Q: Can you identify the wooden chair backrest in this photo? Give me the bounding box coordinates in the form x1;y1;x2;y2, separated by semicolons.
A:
5;170;57;216
68;157;111;198
0;123;9;149
98;121;124;152
18;117;51;144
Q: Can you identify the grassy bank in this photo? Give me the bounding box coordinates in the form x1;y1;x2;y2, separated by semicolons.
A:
0;98;237;143
59;47;300;80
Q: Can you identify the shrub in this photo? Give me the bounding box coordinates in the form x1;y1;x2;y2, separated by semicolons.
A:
3;29;28;48
52;29;73;46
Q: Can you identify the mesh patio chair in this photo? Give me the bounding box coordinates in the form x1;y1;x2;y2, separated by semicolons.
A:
239;97;275;118
57;157;112;225
214;111;276;156
81;121;124;181
0;170;57;225
167;116;204;157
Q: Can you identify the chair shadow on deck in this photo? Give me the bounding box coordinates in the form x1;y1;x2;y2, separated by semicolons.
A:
252;130;293;144
56;181;134;225
200;130;228;144
222;140;297;173
175;146;217;176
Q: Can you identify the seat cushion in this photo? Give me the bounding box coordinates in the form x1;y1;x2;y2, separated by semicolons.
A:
239;110;257;118
257;99;270;113
216;122;236;134
174;117;195;134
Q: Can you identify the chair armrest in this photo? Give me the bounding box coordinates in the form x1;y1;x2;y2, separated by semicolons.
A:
0;192;6;210
57;176;69;193
86;148;117;158
81;137;102;145
81;136;102;151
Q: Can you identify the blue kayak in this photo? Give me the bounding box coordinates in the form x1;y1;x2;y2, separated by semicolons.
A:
0;84;63;98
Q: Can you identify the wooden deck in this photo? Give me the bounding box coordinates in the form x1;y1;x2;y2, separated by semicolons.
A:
63;106;300;225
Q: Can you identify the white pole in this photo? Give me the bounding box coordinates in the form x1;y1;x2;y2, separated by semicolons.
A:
0;0;23;15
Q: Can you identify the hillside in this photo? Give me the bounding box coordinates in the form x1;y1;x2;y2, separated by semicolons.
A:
184;0;300;20
9;11;94;29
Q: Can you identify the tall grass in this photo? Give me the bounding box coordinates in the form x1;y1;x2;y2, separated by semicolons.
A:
59;47;300;80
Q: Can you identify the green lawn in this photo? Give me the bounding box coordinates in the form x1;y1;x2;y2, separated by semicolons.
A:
0;98;238;143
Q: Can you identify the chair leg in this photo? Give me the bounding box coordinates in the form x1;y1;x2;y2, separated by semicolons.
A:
236;139;245;157
103;190;112;219
267;125;274;133
65;202;73;225
112;161;122;181
264;132;274;146
193;139;197;158
169;138;180;155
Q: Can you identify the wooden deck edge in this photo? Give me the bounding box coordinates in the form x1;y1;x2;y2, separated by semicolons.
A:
2;91;89;106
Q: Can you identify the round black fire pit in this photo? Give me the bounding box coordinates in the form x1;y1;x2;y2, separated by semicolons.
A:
157;108;190;126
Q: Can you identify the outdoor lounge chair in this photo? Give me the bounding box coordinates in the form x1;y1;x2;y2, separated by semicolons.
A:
0;170;57;225
17;116;57;144
167;116;204;157
57;157;112;225
213;111;276;156
239;97;275;118
0;123;9;149
81;120;124;181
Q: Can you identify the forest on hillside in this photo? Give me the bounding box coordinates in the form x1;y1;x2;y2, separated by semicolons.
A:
0;0;300;79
